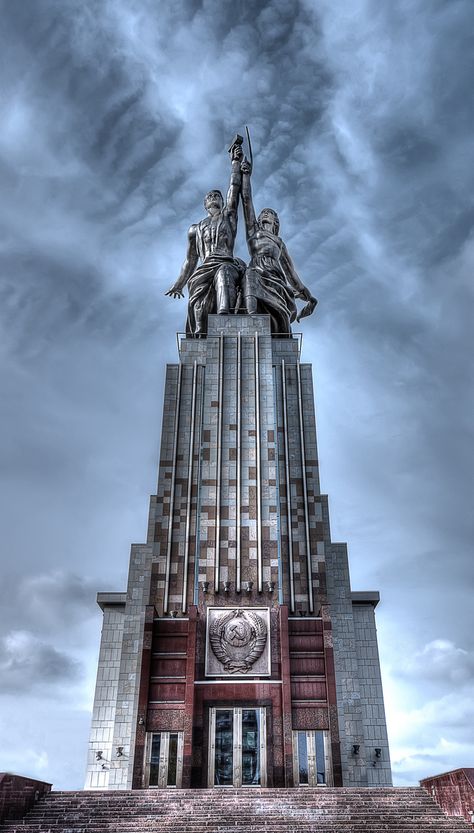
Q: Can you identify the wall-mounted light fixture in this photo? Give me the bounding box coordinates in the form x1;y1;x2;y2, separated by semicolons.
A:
223;581;231;593
116;746;124;757
352;744;360;756
374;748;382;758
245;581;253;594
201;581;209;594
266;581;275;593
95;751;103;761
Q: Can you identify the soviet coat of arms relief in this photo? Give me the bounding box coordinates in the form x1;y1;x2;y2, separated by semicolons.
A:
205;608;271;677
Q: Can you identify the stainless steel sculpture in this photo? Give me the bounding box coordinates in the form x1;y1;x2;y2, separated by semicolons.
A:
165;131;317;335
165;136;246;337
240;156;317;334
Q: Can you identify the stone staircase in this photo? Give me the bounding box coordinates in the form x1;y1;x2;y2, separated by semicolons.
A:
1;787;472;833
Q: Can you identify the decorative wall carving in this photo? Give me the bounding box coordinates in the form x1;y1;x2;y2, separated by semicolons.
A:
205;607;271;676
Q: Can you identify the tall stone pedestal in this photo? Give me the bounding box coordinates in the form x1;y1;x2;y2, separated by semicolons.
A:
85;315;391;790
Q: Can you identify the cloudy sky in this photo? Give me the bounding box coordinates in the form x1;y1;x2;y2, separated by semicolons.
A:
0;0;473;790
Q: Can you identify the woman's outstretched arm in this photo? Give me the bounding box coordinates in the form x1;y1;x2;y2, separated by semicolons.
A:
241;159;258;241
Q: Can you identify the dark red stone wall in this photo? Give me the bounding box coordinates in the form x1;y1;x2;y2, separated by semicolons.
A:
136;603;342;788
0;774;51;823
420;769;474;825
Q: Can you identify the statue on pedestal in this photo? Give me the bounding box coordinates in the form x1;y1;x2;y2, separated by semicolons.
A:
165;136;246;337
165;131;317;336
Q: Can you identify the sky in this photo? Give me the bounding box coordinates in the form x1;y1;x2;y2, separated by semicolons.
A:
0;0;473;790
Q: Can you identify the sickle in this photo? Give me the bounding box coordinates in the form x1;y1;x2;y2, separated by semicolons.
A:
245;125;253;169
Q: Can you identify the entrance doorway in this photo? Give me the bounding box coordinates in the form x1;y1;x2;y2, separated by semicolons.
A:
208;707;267;787
146;731;184;787
292;730;332;786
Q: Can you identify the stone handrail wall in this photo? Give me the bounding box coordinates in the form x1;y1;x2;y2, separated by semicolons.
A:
0;773;52;822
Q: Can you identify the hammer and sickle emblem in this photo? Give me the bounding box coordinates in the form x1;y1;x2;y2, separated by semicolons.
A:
209;609;267;674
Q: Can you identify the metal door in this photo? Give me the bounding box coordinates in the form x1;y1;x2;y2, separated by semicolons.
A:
292;730;332;786
208;707;267;787
146;731;184;787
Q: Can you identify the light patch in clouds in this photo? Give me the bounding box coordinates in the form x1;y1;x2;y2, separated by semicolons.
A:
384;637;474;785
393;737;474;786
399;640;474;687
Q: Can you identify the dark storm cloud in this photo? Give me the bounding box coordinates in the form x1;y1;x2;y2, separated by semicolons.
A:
0;630;81;694
0;571;98;637
0;0;472;788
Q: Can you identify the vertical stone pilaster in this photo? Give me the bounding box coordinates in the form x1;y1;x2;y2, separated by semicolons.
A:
279;605;294;787
132;605;155;789
325;542;368;786
84;596;126;789
321;603;343;786
183;605;198;787
108;543;154;790
352;601;392;785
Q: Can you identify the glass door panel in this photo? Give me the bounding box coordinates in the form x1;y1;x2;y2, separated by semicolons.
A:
214;710;234;786
297;731;309;785
167;733;179;786
315;731;326;784
293;730;332;787
147;732;183;788
149;734;161;786
209;707;266;787
242;709;260;785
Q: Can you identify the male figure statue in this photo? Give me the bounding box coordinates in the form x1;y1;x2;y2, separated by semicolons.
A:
165;137;246;337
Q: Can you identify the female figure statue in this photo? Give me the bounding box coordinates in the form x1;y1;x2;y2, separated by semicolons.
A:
240;158;317;334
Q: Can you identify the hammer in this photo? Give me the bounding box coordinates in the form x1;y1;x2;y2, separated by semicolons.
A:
228;133;244;157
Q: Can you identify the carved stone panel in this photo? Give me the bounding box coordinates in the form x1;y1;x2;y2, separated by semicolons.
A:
205;607;271;677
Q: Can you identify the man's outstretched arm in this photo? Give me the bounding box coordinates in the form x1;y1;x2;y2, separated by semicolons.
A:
226;144;244;216
165;225;199;298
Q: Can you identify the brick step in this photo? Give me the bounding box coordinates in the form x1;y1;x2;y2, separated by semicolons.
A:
27;808;446;815
23;807;453;819
33;799;441;808
46;788;432;795
39;793;437;800
26;807;447;816
10;816;466;827
30;802;437;808
28;802;443;811
23;802;454;813
2;788;471;833
19;810;464;823
0;820;472;833
24;809;454;821
47;788;432;795
28;796;443;809
1;817;472;833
